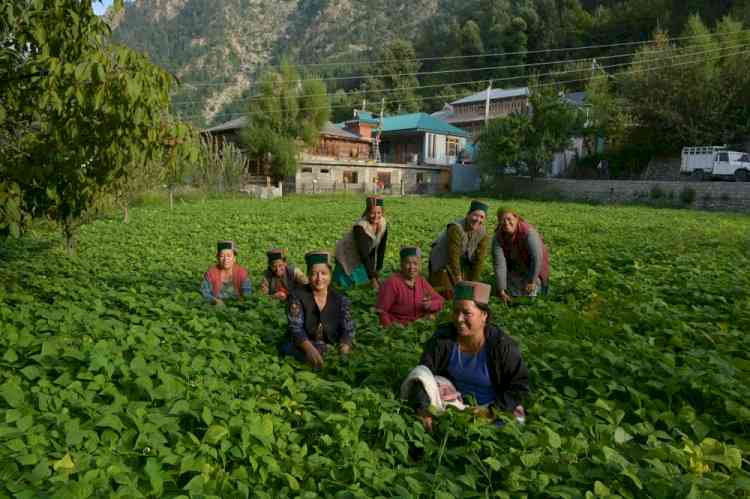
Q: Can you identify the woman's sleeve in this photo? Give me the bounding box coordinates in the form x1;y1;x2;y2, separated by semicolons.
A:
353;225;377;278
200;276;214;301
446;224;464;282
339;296;355;345
492;237;508;292
423;278;444;313
525;230;544;283
376;227;388;273
287;294;309;347
493;337;530;412
376;278;397;327
467;233;490;282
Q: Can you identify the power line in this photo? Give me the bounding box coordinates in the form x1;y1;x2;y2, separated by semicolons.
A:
175;46;750;123
170;41;750;110
175;30;750;88
153;28;750;74
182;49;750;124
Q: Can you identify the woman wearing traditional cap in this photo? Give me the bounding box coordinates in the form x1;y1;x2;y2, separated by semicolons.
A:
428;200;491;299
334;196;388;290
280;251;354;368
200;240;252;305
376;246;445;327
401;281;529;432
259;248;308;301
493;207;550;304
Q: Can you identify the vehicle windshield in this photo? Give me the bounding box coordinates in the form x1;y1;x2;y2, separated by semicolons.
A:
740;154;750;163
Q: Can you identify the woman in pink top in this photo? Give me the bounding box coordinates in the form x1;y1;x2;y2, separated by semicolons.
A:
376;246;445;327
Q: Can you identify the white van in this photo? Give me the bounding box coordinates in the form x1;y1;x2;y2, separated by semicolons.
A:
681;146;750;181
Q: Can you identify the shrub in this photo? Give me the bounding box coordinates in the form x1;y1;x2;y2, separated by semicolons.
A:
679;186;697;205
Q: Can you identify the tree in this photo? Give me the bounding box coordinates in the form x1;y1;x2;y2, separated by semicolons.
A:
1;0;195;253
478;83;583;182
584;70;631;153
619;17;750;157
240;61;330;180
371;39;421;114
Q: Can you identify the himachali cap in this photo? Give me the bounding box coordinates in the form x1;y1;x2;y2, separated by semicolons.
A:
453;281;492;305
399;246;421;259
217;240;237;254
468;200;489;215
366;196;385;208
267;248;286;262
305;251;331;268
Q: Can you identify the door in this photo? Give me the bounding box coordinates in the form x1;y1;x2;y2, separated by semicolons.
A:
715;151;730;175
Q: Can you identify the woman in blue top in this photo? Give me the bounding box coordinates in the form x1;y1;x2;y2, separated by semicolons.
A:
410;281;529;431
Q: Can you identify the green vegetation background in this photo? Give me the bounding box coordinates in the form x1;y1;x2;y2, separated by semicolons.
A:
1;195;749;497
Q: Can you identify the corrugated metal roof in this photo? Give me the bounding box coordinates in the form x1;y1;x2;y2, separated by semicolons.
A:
378;113;469;137
320;122;369;141
451;87;529;105
202;116;248;134
353;109;380;124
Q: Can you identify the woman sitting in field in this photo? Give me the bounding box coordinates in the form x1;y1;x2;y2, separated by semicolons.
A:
259;248;308;301
334;196;388;290
280;251;354;368
376;246;444;327
401;281;529;432
200;240;252;305
428;200;491;299
492;207;550;304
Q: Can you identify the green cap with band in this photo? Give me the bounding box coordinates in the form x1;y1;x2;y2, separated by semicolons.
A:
399;246;421;259
453;281;492;304
366;196;385;208
468;200;489;215
217;240;237;253
305;251;331;268
267;248;285;262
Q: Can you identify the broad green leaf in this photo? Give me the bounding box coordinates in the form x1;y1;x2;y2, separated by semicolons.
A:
53;452;75;474
614;427;633;445
0;380;25;408
96;414;124;432
484;457;502;471
203;424;229;445
545;427;562;449
201;406;213;426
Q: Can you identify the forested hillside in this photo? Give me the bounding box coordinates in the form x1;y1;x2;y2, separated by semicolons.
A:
111;0;750;127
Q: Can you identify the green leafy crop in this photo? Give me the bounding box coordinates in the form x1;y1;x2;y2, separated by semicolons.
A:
1;195;749;498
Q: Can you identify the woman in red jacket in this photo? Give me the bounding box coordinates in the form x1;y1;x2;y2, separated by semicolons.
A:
492;208;550;304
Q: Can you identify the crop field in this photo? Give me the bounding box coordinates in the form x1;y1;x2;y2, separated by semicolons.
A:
1;195;749;498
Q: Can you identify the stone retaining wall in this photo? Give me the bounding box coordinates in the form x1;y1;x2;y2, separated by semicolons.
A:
495;178;750;213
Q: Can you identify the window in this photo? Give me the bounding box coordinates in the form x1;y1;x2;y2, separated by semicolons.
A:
377;172;391;187
430;134;437;158
740;154;750;163
446;138;459;157
301;167;313;173
320;169;330;174
718;152;729;162
416;172;425;183
343;171;358;184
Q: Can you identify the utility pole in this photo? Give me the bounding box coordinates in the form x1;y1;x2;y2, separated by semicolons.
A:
374;97;385;162
484;80;493;128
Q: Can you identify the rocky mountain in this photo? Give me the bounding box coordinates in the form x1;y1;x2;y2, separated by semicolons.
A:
111;0;440;127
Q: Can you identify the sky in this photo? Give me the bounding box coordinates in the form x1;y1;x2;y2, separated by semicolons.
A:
92;0;113;16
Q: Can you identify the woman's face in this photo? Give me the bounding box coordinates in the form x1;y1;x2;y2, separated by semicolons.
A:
271;259;287;278
367;205;384;225
453;299;488;337
499;212;519;235
400;256;420;280
466;210;486;232
309;263;331;291
217;249;236;270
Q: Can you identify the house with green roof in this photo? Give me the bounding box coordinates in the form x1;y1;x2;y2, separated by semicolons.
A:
374;112;469;167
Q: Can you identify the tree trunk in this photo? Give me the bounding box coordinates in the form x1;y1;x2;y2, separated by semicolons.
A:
169;188;174;210
123;204;130;224
63;218;77;256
